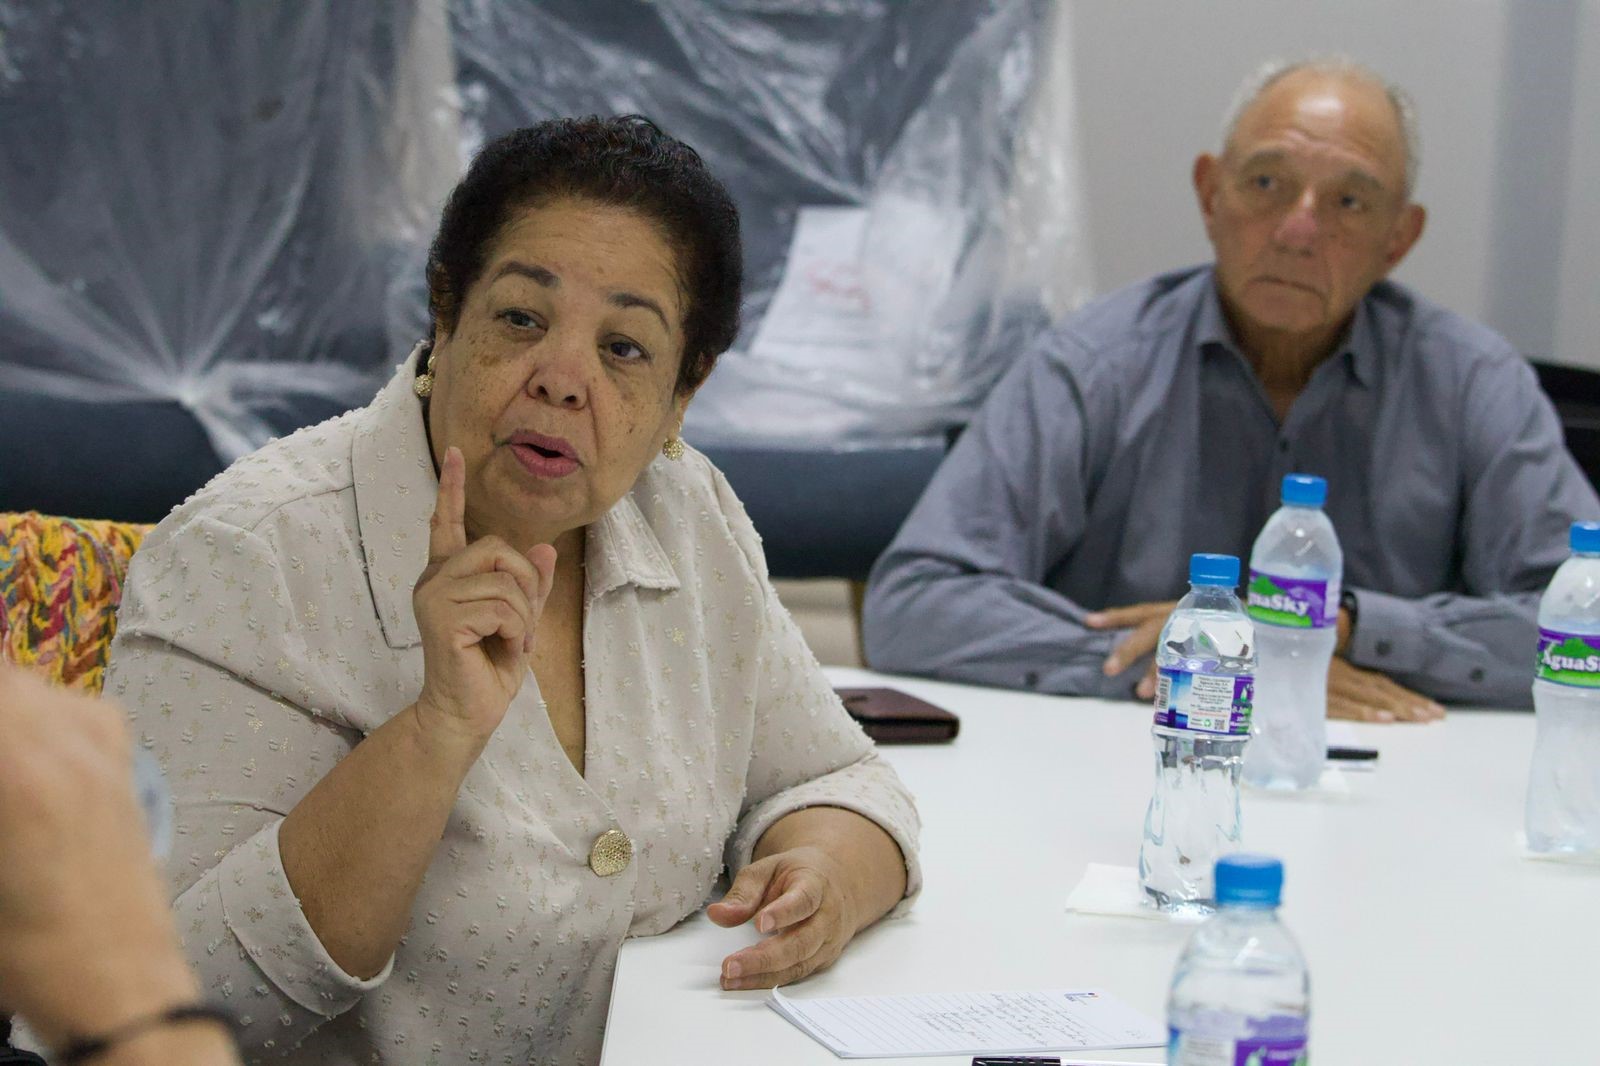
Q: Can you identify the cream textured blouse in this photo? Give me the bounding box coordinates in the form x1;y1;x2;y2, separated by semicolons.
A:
105;352;922;1065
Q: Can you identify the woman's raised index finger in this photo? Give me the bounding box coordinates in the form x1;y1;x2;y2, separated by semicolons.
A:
429;446;469;561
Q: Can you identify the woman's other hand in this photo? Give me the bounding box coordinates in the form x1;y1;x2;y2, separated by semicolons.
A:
413;446;556;747
708;808;907;990
708;846;859;990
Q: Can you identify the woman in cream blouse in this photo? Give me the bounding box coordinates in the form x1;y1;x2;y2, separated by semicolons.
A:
106;116;920;1066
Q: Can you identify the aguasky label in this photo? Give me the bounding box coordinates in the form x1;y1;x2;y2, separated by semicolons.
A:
1246;570;1339;629
1535;628;1600;687
1168;1031;1308;1066
1154;664;1254;735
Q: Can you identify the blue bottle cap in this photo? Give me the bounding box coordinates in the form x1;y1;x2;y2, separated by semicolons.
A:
1571;522;1600;555
1215;854;1283;906
1189;553;1240;587
1281;474;1327;508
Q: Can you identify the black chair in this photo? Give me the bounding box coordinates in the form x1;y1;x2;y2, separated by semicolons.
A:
1531;359;1600;492
0;391;226;523
693;437;948;584
693;436;948;662
0;388;358;524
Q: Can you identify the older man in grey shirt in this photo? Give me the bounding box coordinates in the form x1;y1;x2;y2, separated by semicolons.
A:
863;58;1598;716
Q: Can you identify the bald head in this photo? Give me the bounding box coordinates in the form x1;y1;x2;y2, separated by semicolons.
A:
1191;57;1428;361
1222;58;1419;199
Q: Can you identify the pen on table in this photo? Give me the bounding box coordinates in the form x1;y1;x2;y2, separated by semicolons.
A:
972;1058;1137;1065
1326;745;1379;761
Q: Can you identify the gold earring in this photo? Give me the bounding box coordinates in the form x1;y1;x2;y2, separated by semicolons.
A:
413;348;438;399
662;437;685;461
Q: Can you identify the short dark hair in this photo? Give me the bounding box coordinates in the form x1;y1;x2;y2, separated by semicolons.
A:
425;115;743;394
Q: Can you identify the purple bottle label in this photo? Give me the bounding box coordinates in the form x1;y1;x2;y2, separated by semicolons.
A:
1231;1037;1309;1065
1246;569;1339;629
1535;627;1600;688
1169;1021;1308;1065
1154;667;1253;735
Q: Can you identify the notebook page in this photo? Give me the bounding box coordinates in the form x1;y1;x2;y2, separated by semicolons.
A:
769;987;1164;1058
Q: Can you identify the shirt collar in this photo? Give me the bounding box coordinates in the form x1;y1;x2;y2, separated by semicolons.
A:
1342;298;1380;388
351;344;679;649
1193;275;1238;356
1194;269;1378;388
350;344;437;648
584;491;681;601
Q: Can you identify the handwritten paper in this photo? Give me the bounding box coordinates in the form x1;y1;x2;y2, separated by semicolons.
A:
745;200;958;373
768;986;1164;1058
746;206;876;368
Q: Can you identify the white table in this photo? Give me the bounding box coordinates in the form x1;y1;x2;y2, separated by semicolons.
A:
601;667;1598;1065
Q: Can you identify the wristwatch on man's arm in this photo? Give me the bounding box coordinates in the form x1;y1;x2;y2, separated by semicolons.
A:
1337;588;1359;655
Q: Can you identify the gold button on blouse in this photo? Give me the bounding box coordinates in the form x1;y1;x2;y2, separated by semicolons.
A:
588;828;633;877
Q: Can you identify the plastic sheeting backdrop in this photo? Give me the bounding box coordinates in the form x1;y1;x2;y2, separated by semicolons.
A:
0;0;1090;458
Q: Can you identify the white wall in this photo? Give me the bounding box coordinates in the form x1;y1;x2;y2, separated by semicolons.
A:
1555;1;1600;369
1060;1;1599;368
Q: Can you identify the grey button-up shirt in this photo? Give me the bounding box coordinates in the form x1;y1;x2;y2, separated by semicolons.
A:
863;266;1599;708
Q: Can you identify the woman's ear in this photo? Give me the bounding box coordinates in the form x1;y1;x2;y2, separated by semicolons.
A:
672;389;693;426
669;374;700;429
429;319;453;351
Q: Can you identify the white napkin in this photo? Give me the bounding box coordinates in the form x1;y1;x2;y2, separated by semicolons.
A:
1063;863;1207;923
1515;832;1600;865
1245;766;1352;796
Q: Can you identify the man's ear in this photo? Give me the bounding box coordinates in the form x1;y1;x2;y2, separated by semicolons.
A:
1193;153;1222;237
1381;202;1427;274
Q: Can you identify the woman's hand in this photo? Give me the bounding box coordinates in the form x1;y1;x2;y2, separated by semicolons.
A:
707;846;861;990
708;807;908;990
413;446;556;748
281;449;558;979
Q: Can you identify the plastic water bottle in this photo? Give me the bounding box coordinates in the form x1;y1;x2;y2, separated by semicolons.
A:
1139;554;1255;915
1526;521;1600;856
1244;475;1342;791
1168;855;1310;1066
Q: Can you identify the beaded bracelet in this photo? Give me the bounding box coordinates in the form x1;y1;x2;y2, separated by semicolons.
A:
56;1004;240;1065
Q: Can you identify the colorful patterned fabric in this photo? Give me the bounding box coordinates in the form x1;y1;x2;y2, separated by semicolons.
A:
0;512;149;692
